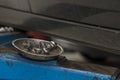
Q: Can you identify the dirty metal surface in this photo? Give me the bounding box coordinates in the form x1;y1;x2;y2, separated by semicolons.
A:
57;56;119;76
0;46;17;54
0;46;119;80
0;52;118;80
0;45;118;77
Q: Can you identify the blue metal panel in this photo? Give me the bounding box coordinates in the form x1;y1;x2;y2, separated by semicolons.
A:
0;32;27;47
0;52;115;80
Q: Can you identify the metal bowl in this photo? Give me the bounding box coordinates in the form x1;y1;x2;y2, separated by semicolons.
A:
12;38;64;60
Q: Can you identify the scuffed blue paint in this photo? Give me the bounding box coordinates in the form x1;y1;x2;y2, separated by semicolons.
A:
0;52;116;80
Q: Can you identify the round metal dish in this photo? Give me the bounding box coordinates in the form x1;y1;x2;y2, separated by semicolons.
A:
12;38;64;60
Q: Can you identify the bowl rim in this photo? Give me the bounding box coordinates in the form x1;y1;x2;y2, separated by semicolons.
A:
12;38;64;57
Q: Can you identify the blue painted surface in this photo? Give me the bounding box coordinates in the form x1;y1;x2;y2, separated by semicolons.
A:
0;32;27;47
0;52;116;80
0;33;116;80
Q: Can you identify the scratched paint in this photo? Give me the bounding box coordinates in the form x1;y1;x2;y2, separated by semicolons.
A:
0;52;117;80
